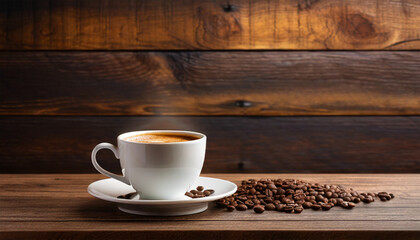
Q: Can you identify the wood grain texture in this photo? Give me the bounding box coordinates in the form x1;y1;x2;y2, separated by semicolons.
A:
0;174;419;240
2;51;420;116
1;116;420;173
1;0;420;50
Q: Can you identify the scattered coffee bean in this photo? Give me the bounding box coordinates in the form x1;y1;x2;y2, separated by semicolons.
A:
216;201;228;208
284;205;294;213
265;203;276;211
321;204;332;211
226;205;235;212
117;192;136;199
197;186;204;191
294;207;304;213
275;204;284;212
254;205;265;213
236;204;248;211
303;201;312;209
244;200;254;209
311;204;322;210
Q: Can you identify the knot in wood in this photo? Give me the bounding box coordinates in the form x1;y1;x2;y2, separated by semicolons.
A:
222;4;236;12
235;100;252;108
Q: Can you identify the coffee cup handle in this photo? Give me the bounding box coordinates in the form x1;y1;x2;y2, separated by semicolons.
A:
91;143;130;185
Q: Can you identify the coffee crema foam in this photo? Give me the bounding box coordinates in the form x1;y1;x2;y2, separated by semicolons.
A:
124;133;200;143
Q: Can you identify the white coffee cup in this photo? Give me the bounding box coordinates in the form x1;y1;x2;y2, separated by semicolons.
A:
91;130;206;200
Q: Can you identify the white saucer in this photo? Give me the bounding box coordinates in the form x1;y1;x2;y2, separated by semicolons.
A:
87;177;237;216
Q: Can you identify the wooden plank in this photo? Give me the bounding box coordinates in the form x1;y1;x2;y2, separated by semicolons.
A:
2;51;420;116
1;0;420;50
0;232;419;240
0;174;419;240
1;117;420;173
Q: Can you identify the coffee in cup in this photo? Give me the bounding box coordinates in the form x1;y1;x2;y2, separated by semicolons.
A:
124;132;200;143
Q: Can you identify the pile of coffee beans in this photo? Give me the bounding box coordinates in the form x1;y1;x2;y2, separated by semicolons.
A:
185;186;215;198
216;178;394;214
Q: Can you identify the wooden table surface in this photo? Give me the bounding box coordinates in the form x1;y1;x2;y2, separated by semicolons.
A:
1;174;419;239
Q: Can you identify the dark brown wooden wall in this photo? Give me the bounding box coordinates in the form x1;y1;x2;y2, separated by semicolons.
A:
1;0;420;173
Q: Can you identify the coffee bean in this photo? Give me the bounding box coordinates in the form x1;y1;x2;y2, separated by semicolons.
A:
311;204;321;210
321;204;332;211
190;190;199;194
302;202;312;209
236;204;248;211
254;205;265;213
197;186;204;191
205;189;215;195
238;196;248;202
284;205;294;213
341;202;349;208
226;205;235;212
348;202;356;208
294;207;303;213
119;192;136;199
390;193;395;199
277;188;286;195
185;192;194;198
276;204;285;212
265;203;276;211
353;197;361;203
325;192;333;198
